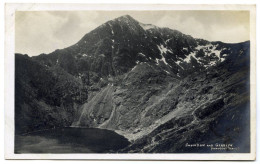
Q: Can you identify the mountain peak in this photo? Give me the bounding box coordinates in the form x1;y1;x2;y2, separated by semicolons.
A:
114;14;138;22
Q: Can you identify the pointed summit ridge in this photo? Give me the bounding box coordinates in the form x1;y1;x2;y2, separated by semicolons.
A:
116;14;136;21
112;14;139;24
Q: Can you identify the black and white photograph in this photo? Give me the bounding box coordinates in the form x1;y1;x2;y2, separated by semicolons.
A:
4;4;256;160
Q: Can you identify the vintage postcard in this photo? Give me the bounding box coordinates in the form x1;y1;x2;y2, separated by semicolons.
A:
5;3;256;160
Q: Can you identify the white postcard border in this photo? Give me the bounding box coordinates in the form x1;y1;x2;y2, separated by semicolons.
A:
4;3;256;160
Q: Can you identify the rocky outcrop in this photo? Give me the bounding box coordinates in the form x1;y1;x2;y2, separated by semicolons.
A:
120;61;250;153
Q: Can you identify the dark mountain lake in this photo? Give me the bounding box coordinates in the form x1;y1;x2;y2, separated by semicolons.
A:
15;127;130;153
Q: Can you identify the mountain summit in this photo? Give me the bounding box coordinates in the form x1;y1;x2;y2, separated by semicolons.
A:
33;15;248;79
114;14;137;21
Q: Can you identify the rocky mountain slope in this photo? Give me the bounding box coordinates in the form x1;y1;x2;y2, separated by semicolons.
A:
15;15;250;153
15;54;88;134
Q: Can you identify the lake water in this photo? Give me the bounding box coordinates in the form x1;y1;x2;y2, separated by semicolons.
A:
15;127;130;153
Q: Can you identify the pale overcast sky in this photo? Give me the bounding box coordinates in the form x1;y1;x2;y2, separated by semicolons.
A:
15;10;250;56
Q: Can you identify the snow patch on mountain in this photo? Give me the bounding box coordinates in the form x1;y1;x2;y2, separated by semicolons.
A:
156;44;174;67
131;65;138;71
155;58;160;65
183;47;188;51
158;44;168;54
165;38;171;43
164;70;170;74
183;51;196;63
138;52;146;57
175;60;184;70
180;43;229;68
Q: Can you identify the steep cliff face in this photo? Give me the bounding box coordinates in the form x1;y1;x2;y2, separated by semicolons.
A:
16;15;250;152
